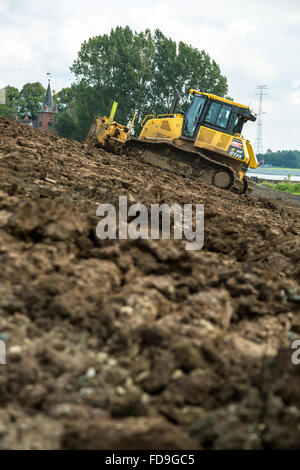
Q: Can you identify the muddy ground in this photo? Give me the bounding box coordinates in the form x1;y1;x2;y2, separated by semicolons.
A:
253;184;300;207
0;116;299;450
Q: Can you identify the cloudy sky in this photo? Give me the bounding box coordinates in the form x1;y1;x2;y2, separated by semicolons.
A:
0;0;299;151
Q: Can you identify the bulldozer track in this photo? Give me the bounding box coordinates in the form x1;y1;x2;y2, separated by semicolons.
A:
124;139;248;194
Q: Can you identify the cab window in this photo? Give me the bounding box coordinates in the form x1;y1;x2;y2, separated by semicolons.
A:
233;115;245;134
205;102;231;129
182;95;206;138
216;105;231;128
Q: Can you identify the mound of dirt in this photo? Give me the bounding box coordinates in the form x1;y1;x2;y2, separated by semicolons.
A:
0;116;299;450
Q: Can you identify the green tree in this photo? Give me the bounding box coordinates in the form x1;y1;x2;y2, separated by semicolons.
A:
20;82;46;120
70;26;155;139
5;86;21;112
149;30;228;114
258;150;300;168
0;86;21;119
69;26;228;140
0;104;15;119
54;111;78;139
54;87;75;112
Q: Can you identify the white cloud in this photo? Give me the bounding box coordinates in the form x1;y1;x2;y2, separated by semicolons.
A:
285;11;300;24
292;80;300;89
289;90;300;105
228;20;257;38
0;0;11;16
289;80;300;106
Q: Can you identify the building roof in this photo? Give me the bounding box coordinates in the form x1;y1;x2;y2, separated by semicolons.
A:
40;80;57;113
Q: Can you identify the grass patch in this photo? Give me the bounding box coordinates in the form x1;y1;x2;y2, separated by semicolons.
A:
261;167;300;171
261;181;300;195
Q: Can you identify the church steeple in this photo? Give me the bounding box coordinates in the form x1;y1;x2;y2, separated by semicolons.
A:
37;75;57;132
41;79;56;113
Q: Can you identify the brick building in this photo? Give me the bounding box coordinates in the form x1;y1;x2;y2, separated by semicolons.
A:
37;80;57;132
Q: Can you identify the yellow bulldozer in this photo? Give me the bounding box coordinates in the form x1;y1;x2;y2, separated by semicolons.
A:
87;89;258;194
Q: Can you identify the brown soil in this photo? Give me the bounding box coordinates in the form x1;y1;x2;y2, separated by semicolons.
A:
0;116;299;450
253;184;300;208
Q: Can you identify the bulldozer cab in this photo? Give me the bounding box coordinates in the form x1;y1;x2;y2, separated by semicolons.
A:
182;90;256;140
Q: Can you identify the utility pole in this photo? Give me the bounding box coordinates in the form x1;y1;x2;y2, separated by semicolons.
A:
254;85;268;155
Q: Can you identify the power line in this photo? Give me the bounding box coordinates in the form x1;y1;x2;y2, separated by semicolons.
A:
254;85;268;155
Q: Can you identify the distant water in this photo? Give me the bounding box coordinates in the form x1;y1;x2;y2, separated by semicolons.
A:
248;167;300;182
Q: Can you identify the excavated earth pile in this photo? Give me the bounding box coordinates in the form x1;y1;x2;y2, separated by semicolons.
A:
0;115;300;450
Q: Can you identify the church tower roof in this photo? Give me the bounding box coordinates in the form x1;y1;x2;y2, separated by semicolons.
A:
41;80;56;113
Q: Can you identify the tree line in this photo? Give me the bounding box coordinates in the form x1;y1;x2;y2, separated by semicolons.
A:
258;150;300;169
0;83;76;120
1;26;229;140
0;82;47;121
